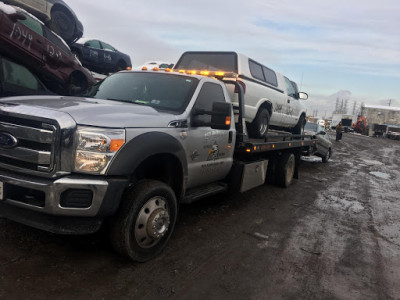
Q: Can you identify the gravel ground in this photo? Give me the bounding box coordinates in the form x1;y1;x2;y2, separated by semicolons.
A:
1;132;399;300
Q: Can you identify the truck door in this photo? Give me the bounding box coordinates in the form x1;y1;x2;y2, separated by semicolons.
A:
184;82;235;188
283;77;300;126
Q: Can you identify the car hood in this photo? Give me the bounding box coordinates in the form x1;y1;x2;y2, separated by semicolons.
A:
0;96;178;128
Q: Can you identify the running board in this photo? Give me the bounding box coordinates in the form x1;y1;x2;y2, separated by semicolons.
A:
182;182;228;204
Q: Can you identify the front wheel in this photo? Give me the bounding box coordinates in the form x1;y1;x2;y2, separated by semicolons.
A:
109;180;178;262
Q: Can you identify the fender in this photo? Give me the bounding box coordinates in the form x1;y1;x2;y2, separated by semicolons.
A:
107;131;188;177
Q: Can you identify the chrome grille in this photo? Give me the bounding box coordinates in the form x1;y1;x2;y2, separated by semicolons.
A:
0;116;57;173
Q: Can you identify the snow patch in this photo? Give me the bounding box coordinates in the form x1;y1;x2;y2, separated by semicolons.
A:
369;171;391;180
361;159;383;166
0;1;17;14
301;156;322;163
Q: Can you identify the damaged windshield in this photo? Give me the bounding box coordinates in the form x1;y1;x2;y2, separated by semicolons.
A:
86;72;199;113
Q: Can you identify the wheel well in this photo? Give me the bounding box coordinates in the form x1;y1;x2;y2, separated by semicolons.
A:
132;154;184;202
259;101;272;116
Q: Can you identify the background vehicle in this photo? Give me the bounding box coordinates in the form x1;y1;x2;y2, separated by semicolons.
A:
0;3;95;95
140;61;173;70
304;122;332;162
71;38;132;74
174;51;308;138
3;0;83;44
0;55;53;96
0;69;315;262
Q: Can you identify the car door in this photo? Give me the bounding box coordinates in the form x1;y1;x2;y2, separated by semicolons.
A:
316;125;330;154
100;41;119;72
81;40;102;67
184;81;235;188
6;10;46;68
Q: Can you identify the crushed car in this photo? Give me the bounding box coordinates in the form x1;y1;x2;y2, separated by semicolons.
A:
304;122;332;162
2;0;83;44
70;38;132;74
0;2;95;95
0;54;54;97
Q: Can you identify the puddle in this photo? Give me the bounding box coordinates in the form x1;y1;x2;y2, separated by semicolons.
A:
369;171;391;180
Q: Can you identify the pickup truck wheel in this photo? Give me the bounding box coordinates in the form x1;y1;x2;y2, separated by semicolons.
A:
322;148;331;163
293;115;305;135
275;152;296;187
110;180;177;262
249;108;270;138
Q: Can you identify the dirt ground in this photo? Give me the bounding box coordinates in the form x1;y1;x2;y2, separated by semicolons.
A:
1;132;399;300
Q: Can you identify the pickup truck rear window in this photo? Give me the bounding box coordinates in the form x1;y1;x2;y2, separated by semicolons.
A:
175;52;237;72
86;72;199;113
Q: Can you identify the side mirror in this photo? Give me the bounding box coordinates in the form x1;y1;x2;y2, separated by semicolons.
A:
192;102;232;130
298;92;308;100
84;42;91;47
211;102;232;130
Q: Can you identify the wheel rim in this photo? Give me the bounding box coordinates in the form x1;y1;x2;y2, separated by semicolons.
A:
134;196;170;248
286;155;295;183
259;116;269;136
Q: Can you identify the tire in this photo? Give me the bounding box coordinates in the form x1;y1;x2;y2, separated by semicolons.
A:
109;180;178;262
248;108;270;138
68;73;87;96
293;115;305;135
275;152;296;187
50;9;75;44
322;148;331;163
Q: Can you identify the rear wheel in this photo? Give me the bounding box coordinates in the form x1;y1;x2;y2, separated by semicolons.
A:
68;73;87;95
275;152;296;187
50;9;75;44
248;108;270;138
110;180;178;262
293;115;305;135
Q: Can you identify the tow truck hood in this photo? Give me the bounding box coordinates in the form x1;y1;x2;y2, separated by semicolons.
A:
0;96;178;128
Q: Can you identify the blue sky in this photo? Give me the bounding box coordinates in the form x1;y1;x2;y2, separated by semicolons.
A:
68;0;400;118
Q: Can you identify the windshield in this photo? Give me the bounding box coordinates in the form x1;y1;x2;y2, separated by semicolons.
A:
175;52;237;72
305;122;319;132
86;72;199;113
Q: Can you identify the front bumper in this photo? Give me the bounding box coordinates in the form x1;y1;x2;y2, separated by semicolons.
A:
0;170;128;233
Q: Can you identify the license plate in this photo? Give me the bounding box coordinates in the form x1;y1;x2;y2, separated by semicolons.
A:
0;181;3;200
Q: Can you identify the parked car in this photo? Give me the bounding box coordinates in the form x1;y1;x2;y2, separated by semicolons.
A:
2;0;83;44
0;55;54;97
70;38;132;74
304;122;332;162
140;61;173;70
0;3;95;95
174;51;308;138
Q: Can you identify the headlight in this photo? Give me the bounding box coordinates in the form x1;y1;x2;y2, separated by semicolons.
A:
74;127;125;174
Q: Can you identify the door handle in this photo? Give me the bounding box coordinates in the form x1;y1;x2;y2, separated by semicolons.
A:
287;98;291;103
